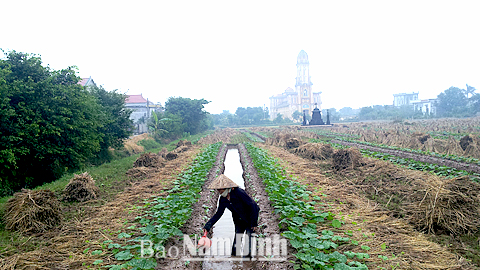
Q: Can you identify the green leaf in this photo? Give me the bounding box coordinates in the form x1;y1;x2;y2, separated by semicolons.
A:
115;250;133;261
307;239;324;250
282;231;297;240
118;232;131;239
331;219;342;228
92;259;103;265
333;263;351;270
127;258;157;269
109;243;122;249
361;245;371;251
91;250;102;255
290;239;303;249
292;217;305;225
329;251;347;263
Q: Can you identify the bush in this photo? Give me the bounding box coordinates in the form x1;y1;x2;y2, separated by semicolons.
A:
138;138;161;150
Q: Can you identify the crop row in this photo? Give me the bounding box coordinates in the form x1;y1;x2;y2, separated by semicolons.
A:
335;137;480;165
307;130;480;166
323;140;480;182
244;142;369;270
242;131;264;142
104;142;222;270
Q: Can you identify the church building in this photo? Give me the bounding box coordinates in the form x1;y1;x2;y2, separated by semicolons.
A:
269;50;322;120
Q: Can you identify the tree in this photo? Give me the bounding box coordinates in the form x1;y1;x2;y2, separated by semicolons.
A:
0;51;102;194
164;97;210;135
89;85;133;164
325;108;340;122
0;50;134;195
463;84;476;99
292;111;303;121
469;93;480;115
436;87;468;117
148;111;184;140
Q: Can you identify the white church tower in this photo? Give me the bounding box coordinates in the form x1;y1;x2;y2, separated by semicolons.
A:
295;50;321;116
269;50;322;120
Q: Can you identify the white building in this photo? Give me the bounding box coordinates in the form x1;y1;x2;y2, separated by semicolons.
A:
126;94;162;134
393;92;419;107
411;99;437;115
270;50;322;120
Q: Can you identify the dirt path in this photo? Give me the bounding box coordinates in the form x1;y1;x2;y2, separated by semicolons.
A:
238;144;293;270
332;139;480;174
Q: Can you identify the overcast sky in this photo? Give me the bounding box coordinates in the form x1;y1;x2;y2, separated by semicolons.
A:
2;0;479;114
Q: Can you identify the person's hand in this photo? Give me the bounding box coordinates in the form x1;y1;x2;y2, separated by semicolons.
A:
251;227;257;232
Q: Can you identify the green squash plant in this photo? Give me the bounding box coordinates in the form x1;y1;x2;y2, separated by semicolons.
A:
245;142;369;270
104;142;222;270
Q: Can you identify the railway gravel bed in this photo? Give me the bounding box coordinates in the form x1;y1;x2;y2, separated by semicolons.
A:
332;139;480;174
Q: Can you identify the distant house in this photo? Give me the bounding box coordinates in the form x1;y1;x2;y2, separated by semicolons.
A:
78;77;96;87
411;99;437;115
393;92;419;107
126;94;162;134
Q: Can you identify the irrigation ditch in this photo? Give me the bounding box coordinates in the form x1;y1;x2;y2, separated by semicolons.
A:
157;143;291;270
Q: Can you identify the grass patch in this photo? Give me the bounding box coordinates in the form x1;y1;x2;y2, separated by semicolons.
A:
0;131;211;260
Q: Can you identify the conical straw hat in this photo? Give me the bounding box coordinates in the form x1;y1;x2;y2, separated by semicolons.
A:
208;174;239;189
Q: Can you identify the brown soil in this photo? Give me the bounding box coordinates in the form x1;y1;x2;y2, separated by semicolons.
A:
332;139;480;174
238;144;294;270
260;144;473;270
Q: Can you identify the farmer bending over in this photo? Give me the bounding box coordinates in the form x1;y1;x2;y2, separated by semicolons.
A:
203;174;260;257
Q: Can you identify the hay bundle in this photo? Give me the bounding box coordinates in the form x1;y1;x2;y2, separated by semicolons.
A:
465;144;480;159
63;172;99;202
165;152;178;160
174;145;190;153
4;189;62;233
285;138;302;149
354;159;480;234
404;176;480;234
445;136;464;156
411;132;431;144
176;139;192;148
460;134;480;151
133;153;165;168
158;148;168;158
332;148;363;171
266;132;294;147
293;143;333;160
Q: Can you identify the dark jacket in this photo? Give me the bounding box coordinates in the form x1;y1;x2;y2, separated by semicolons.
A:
204;187;259;231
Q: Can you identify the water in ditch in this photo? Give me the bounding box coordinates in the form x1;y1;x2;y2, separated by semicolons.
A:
203;148;250;270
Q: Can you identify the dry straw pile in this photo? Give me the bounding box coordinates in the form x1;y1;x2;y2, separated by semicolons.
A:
293;143;334;160
353;159;480;234
332;148;364;171
405;175;480;234
133;153;165;168
4;189;62;233
127;153;165;180
197;128;240;144
62;172;99;202
123;133;149;155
